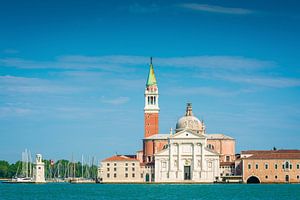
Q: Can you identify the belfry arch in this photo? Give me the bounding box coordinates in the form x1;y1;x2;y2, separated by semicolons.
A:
246;176;260;184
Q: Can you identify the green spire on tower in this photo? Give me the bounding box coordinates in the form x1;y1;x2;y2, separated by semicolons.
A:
146;57;157;86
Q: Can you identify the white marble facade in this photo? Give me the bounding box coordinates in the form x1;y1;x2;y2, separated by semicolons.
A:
155;130;220;182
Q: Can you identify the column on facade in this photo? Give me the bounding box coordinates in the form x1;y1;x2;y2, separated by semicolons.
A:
178;142;181;176
169;142;172;173
192;143;196;180
201;143;205;170
193;143;197;169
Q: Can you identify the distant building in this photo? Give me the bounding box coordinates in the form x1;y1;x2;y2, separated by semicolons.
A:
98;155;144;183
240;150;300;183
98;58;236;183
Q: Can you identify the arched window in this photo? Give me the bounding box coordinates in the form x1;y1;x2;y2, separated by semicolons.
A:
285;175;289;182
265;163;268;169
148;96;150;105
285;161;289;169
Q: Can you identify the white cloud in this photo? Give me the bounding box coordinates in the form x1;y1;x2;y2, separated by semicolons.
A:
155;56;274;71
1;55;298;91
167;86;238;96
0;57;135;72
179;3;253;15
0;75;87;94
0;107;33;117
0;55;274;72
211;74;300;88
101;96;130;105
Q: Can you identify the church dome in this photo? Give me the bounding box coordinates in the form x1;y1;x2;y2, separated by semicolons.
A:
175;103;204;134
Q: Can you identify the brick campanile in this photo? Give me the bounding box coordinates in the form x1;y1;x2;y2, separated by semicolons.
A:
144;57;159;138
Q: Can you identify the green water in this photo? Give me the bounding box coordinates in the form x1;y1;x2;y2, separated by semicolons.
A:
0;182;299;200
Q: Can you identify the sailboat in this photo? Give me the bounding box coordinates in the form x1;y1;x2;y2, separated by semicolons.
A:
69;155;96;183
11;149;33;183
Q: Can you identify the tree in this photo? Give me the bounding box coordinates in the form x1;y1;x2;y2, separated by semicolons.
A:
0;160;9;178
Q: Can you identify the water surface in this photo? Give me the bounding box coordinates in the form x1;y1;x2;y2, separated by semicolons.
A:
0;182;299;200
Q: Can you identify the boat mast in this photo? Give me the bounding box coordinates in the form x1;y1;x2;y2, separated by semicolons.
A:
24;149;28;178
81;154;84;179
29;150;32;178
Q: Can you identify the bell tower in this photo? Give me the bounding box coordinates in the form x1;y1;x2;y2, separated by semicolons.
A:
144;57;159;138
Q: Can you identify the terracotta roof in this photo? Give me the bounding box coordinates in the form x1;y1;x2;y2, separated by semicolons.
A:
102;155;138;162
245;153;300;160
242;149;300;160
242;150;300;154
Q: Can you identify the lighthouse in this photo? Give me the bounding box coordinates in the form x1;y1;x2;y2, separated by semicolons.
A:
33;154;46;183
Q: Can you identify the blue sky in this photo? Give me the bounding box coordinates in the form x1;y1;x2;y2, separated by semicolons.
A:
0;0;300;163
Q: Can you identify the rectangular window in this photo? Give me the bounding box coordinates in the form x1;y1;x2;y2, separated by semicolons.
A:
265;164;268;169
255;164;258;169
125;167;128;171
141;173;143;178
125;173;128;178
107;168;110;171
114;173;117;178
297;164;300;169
290;164;292;169
114;163;117;166
132;167;135;171
282;164;285;169
132;173;135;178
248;164;251;169
125;163;128;166
107;163;110;166
114;168;117;171
226;156;230;162
107;173;110;178
132;163;135;166
275;164;278;169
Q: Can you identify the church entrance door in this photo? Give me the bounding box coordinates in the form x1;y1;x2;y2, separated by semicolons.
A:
184;166;191;180
145;174;150;182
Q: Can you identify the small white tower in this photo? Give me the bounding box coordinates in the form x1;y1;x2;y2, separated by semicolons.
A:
33;154;46;183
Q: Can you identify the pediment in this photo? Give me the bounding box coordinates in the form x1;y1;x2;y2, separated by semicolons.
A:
170;129;206;139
